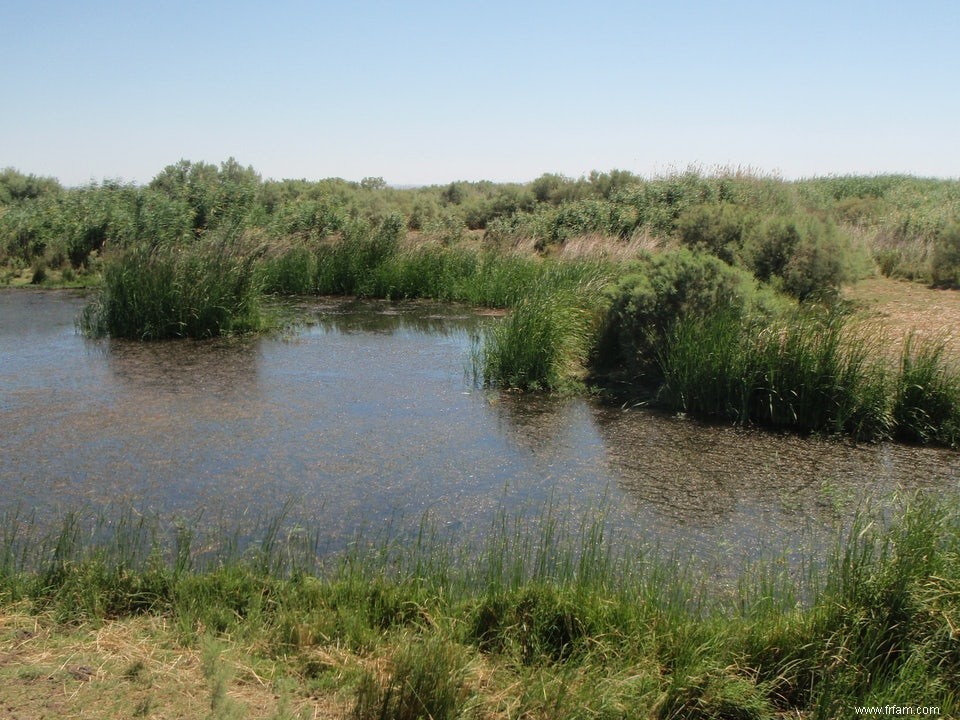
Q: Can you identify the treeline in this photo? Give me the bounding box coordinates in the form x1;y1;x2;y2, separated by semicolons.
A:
2;160;960;290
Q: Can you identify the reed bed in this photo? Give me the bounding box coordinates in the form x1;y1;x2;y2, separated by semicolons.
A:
655;310;960;446
80;238;262;340
1;495;958;718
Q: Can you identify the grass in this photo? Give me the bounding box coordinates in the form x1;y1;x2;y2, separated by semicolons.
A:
895;333;960;446
472;287;604;392
652;307;960;446
79;237;263;340
1;495;958;718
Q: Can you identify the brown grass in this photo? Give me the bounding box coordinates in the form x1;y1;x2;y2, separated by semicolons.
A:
845;276;960;362
0;608;352;719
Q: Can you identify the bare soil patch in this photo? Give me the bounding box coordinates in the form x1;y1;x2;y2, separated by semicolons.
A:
845;277;960;362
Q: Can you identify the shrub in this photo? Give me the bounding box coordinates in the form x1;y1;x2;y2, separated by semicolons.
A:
930;222;960;288
745;215;857;300
675;201;757;265
29;261;47;285
744;215;803;285
596;248;786;378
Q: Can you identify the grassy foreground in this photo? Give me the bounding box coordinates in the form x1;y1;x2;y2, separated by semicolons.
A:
1;497;958;719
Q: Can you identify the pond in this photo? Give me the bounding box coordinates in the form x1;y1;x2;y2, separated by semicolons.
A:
2;289;959;571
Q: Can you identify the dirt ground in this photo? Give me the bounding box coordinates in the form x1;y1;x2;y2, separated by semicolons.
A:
844;276;960;362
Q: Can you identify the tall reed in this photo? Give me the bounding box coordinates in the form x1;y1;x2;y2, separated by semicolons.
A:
657;310;893;440
80;237;262;340
894;333;960;447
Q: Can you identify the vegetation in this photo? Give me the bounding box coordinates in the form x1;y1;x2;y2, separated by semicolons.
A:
1;495;958;718
653;310;892;441
3;161;960;442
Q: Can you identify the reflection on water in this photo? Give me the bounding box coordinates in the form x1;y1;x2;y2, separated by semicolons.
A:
1;289;958;570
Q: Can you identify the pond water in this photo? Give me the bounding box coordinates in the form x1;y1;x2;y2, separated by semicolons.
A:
2;289;959;571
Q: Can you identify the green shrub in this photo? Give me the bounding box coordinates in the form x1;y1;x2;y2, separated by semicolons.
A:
29;261;47;285
596;249;786;378
745;214;858;300
743;215;802;284
930;222;960;288
675;201;757;265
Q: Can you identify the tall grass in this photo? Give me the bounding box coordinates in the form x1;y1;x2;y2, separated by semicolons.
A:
472;289;600;391
895;334;960;447
657;311;893;440
80;237;262;340
1;495;958;717
655;310;960;446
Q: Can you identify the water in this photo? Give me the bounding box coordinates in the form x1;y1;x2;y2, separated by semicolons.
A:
2;289;958;570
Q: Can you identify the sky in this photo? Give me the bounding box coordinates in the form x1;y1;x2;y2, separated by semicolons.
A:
1;0;958;187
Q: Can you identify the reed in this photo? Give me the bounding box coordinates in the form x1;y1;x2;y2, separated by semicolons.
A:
80;237;262;340
1;494;957;717
656;310;893;440
894;333;960;447
473;289;600;391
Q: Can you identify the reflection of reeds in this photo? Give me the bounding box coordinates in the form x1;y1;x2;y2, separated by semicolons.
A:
1;495;958;716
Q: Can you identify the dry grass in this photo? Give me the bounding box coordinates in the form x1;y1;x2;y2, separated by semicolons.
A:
0;608;351;719
845;276;960;361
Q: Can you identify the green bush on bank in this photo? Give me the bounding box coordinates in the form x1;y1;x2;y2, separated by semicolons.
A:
595;248;789;380
931;222;960;288
675;203;866;300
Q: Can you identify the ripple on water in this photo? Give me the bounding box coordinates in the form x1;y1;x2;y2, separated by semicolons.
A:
1;290;958;570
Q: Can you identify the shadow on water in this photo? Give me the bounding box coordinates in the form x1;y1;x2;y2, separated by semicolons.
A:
2;289;958;572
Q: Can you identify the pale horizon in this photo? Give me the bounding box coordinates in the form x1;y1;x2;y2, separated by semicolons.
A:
3;1;958;187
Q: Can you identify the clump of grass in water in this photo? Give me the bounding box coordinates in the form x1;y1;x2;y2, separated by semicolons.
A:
79;235;262;340
473;288;602;392
657;309;893;440
894;333;960;447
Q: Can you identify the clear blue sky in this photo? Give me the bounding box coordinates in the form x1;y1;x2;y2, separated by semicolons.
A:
2;0;957;186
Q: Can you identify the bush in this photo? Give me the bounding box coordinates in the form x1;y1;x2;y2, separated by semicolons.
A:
745;214;856;300
675;201;757;265
596;248;786;378
930;222;960;288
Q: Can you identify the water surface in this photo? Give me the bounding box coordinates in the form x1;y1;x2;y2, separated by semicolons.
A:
2;289;958;569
